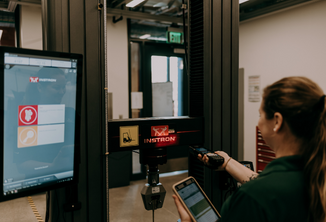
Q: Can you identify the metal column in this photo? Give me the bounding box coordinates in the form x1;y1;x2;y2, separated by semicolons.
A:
188;0;239;210
205;0;239;210
42;0;108;221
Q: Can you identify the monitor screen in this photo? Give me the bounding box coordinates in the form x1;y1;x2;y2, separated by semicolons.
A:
0;47;82;202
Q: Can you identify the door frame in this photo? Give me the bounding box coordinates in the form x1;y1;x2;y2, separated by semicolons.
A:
141;41;188;117
128;40;189;181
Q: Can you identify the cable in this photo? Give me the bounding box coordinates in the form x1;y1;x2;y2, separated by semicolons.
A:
45;191;50;222
55;190;60;222
54;190;67;222
152;200;155;222
225;181;236;202
222;175;238;202
223;189;233;202
182;0;188;76
231;178;237;191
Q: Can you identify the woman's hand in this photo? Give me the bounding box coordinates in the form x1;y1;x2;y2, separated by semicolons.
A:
172;194;193;222
197;151;230;170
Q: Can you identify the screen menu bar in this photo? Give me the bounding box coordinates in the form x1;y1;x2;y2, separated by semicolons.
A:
3;171;73;195
4;53;77;69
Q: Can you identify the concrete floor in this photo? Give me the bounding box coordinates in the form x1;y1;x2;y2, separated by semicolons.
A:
0;192;46;222
0;172;187;222
109;172;187;222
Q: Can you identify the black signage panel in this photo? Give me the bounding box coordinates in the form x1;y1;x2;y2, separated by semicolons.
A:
108;116;204;152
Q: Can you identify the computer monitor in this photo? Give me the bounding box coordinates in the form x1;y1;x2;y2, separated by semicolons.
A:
0;47;82;202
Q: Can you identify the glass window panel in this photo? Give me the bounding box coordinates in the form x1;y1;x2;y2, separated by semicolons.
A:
151;56;168;83
169;57;184;116
132;150;141;174
170;57;179;116
130;42;141;119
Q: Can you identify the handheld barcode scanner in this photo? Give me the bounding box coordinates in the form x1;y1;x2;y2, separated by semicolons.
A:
189;146;224;167
107;117;204;218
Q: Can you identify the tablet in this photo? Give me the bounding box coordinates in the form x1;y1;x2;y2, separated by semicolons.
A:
172;176;221;222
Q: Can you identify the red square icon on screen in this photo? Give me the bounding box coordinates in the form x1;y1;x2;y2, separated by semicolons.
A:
18;105;38;126
151;125;169;137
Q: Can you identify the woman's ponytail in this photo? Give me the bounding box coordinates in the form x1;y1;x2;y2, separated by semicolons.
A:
304;96;326;222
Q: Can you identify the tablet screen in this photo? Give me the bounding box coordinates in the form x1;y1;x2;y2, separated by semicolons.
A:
175;178;220;222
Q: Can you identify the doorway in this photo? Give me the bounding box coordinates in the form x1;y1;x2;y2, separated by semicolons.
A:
151;55;184;117
130;41;189;180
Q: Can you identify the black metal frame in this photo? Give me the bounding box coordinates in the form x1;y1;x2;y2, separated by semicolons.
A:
140;41;188;117
207;0;239;209
187;0;239;210
38;0;240;219
240;0;310;21
127;38;189;180
43;0;107;221
14;5;20;48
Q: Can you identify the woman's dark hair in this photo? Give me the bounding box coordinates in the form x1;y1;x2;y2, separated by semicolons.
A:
263;76;326;222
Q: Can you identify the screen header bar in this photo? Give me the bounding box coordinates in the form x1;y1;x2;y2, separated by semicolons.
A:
4;55;73;68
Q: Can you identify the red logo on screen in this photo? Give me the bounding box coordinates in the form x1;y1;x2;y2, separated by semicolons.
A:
30;77;39;82
18;105;38;126
151;125;169;137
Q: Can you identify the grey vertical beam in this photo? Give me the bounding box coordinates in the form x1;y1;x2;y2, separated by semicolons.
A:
210;0;223;207
55;0;63;51
211;0;222;154
201;0;239;209
238;68;244;161
203;0;213;198
68;0;88;221
84;0;106;221
203;0;212;153
61;0;70;52
221;0;232;156
104;3;109;219
43;0;108;221
41;0;48;50
231;0;239;160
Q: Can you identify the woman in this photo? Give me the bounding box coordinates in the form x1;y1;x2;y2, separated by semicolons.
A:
173;77;326;222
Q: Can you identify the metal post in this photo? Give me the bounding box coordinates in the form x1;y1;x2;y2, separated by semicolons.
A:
43;0;108;221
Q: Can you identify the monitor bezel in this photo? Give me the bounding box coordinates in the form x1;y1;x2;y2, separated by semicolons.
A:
0;46;82;202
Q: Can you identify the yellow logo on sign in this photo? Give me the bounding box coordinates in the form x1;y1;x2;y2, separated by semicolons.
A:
120;126;139;147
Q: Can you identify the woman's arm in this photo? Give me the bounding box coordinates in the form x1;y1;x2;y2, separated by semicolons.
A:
199;151;258;184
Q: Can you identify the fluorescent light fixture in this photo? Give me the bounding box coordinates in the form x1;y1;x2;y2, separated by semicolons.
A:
0;30;3;41
126;0;146;8
153;2;166;7
239;0;249;4
139;34;151;39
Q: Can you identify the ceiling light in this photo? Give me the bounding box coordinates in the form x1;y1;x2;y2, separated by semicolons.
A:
239;0;249;4
139;34;151;39
126;0;146;8
153;2;166;7
0;30;3;41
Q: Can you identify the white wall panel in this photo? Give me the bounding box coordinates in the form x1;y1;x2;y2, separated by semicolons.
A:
106;16;129;119
239;0;326;169
20;5;42;50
